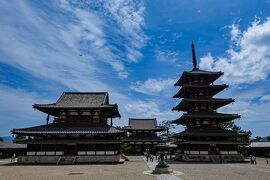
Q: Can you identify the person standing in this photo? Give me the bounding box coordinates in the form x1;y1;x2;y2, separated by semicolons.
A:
10;153;16;163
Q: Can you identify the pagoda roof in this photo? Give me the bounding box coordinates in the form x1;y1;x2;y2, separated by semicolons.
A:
11;123;124;135
124;136;162;142
122;118;164;131
171;129;247;137
171;112;241;124
174;69;224;86
173;84;228;98
33;92;121;117
172;98;234;111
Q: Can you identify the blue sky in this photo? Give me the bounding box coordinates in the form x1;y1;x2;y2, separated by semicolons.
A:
0;0;270;137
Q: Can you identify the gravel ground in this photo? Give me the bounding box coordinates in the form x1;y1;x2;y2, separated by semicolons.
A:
168;157;270;180
0;156;154;180
0;156;269;180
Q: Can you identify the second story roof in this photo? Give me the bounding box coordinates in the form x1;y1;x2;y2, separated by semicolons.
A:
123;118;164;131
33;92;120;117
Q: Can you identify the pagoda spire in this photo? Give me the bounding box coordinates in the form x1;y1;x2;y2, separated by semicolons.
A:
191;42;198;70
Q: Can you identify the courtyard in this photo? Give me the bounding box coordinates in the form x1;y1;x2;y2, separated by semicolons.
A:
0;156;269;180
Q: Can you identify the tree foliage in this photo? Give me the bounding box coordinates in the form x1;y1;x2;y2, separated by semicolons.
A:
221;121;252;140
14;135;26;142
160;120;175;141
0;137;3;142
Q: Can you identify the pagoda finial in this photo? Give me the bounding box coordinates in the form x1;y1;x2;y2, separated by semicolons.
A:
191;42;198;70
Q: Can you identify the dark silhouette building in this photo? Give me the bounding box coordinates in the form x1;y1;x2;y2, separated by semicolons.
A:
12;92;125;164
171;43;248;162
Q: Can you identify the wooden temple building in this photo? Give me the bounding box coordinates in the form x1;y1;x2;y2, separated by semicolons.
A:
122;118;163;154
11;92;125;164
171;43;248;162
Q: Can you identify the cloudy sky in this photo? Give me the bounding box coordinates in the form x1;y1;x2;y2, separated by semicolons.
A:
1;0;270;137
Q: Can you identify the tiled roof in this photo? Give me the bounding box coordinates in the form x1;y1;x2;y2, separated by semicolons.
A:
12;123;124;135
171;129;247;137
123;118;164;130
173;84;228;98
0;142;27;149
18;139;122;144
249;142;270;148
175;70;224;86
34;92;112;108
172;98;234;111
171;112;240;124
32;92;121;117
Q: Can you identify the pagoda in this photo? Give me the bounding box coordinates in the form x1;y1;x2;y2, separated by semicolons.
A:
12;92;125;164
122;118;163;154
171;43;248;162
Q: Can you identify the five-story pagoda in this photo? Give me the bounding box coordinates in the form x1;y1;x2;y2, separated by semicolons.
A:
171;43;248;162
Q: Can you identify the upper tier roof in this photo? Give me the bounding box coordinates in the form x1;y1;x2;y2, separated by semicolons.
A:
171;129;247;137
33;92;120;117
122;118;164;131
174;69;224;86
173;84;228;98
171;112;241;125
172;98;234;111
11;123;124;135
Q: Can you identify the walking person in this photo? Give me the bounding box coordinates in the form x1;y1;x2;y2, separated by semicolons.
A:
10;153;16;163
266;157;269;165
250;155;253;164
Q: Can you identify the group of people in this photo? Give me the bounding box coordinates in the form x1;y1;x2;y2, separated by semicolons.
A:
144;149;155;162
144;149;169;162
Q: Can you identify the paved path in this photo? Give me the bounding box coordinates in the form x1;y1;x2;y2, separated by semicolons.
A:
143;157;183;180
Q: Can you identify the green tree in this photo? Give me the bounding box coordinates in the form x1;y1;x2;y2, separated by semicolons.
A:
0;137;3;142
14;135;26;142
160;120;175;141
254;136;262;142
266;136;270;141
221;121;252;141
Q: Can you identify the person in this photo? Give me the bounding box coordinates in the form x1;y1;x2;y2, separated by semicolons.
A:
266;158;269;164
254;156;257;165
250;155;253;164
150;154;154;162
10;153;16;163
145;149;149;162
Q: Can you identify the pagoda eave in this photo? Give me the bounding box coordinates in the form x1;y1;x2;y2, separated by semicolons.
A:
173;84;229;99
172;98;235;111
171;113;241;125
174;70;224;86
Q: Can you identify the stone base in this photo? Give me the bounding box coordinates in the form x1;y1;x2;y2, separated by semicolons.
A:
17;155;123;164
153;167;173;174
175;154;245;163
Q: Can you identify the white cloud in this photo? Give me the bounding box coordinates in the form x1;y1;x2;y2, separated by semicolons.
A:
0;0;147;86
260;94;270;101
0;0;148;135
199;17;270;85
155;49;181;63
125;100;177;122
0;85;49;136
130;78;175;95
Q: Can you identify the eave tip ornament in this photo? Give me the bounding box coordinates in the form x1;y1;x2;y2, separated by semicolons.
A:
192;42;199;70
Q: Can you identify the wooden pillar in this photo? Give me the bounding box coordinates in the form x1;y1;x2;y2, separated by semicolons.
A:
110;118;113;126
